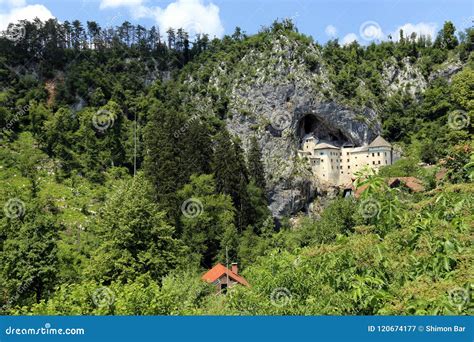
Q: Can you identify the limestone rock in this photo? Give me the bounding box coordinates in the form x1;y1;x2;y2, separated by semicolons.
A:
183;33;381;218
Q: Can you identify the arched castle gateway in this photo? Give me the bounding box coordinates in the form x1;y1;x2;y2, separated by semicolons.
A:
298;134;396;186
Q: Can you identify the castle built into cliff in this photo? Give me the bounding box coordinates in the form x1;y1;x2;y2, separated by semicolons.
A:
298;135;396;186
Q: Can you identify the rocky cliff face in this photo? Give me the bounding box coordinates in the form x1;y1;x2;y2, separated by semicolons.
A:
182;33;382;218
228;97;380;218
180;32;463;218
382;57;427;96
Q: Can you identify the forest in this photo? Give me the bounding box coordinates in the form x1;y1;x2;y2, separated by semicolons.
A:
0;17;473;315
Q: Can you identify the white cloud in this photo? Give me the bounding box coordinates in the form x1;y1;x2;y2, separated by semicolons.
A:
100;0;144;9
325;24;337;38
0;0;26;7
99;0;225;38
154;0;224;37
0;3;54;30
391;22;437;41
341;33;358;45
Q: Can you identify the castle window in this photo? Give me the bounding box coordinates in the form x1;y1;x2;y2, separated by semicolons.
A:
385;160;387;164
320;152;324;156
341;171;343;174
348;166;350;169
384;152;387;156
378;161;381;164
373;161;375;165
347;159;349;162
372;153;375;157
377;152;380;156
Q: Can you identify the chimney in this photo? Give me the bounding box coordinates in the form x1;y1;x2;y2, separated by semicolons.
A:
231;262;238;274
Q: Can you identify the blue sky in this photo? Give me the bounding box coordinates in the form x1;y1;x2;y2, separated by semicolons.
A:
0;0;472;44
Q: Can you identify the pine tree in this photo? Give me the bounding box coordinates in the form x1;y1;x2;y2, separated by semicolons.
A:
87;175;185;283
1;202;60;305
212;130;254;231
247;136;267;190
144;101;186;220
182;118;212;176
178;174;236;266
212;129;240;196
438;21;459;49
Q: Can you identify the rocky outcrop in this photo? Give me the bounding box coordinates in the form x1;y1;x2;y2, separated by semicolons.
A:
183;33;381;218
382;56;465;97
227;95;380;219
382;57;427;96
428;59;464;82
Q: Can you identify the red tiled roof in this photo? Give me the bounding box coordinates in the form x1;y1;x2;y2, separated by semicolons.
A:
353;177;424;198
201;263;249;286
387;177;425;192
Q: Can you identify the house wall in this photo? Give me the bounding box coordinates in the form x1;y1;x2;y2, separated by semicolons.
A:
213;274;238;293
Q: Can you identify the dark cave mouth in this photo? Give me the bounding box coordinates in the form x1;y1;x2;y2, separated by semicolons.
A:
296;114;351;145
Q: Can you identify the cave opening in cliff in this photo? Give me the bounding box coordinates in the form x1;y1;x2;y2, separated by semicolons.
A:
297;114;350;145
301;114;319;136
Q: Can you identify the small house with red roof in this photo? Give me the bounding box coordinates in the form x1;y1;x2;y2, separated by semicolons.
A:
344;176;425;198
201;263;249;293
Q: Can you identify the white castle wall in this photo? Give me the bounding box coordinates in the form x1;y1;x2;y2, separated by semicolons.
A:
299;135;393;186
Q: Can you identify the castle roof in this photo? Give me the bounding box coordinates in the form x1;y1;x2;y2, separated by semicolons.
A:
350;146;369;153
369;136;391;148
314;142;339;150
303;134;317;141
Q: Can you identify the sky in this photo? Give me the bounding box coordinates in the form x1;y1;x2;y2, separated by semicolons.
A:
0;0;472;44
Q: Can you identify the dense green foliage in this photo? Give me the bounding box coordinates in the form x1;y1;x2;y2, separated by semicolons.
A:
0;19;472;315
